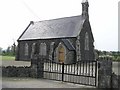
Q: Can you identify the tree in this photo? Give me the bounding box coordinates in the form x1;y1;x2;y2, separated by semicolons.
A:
103;51;107;55
11;42;16;55
4;42;17;56
0;47;2;55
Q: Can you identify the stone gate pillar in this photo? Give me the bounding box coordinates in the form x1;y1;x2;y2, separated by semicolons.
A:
98;57;112;88
31;54;44;78
37;57;44;78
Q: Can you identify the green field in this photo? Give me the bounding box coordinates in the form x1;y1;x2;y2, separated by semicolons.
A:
1;56;15;60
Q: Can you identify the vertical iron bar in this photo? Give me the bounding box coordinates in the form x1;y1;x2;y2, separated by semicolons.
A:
95;61;97;86
59;63;60;80
77;62;78;75
69;65;71;82
68;65;70;81
51;61;55;79
68;65;70;74
62;63;64;81
55;63;56;80
60;63;61;73
86;61;87;75
83;61;84;75
70;64;72;82
92;61;93;77
47;61;50;79
50;60;51;72
88;61;90;85
80;61;81;75
71;64;72;74
66;64;67;74
85;61;87;85
57;63;58;80
50;60;52;79
74;64;75;74
89;61;90;76
66;65;68;81
51;60;52;79
74;64;75;83
51;61;53;70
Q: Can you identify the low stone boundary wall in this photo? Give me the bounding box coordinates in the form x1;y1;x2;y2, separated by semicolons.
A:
1;66;31;77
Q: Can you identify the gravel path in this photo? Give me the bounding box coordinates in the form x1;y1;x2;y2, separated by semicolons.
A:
2;77;95;88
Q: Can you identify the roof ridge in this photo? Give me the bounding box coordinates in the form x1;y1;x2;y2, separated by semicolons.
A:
33;15;82;23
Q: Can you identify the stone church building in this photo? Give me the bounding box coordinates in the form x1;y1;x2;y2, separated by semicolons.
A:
16;0;95;64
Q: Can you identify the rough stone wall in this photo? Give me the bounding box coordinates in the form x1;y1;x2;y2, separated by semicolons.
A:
111;73;120;89
2;55;44;78
2;66;31;77
66;51;75;64
98;58;120;89
17;38;76;62
79;20;95;61
98;58;112;88
31;54;44;78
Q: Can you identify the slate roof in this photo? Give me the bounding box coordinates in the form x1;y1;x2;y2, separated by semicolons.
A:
62;39;75;51
18;15;85;41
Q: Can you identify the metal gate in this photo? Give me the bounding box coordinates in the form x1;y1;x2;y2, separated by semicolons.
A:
43;59;97;86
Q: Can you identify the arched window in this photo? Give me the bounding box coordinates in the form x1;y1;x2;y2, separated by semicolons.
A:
85;32;89;50
32;43;36;54
25;43;28;56
49;42;55;60
58;43;66;63
40;43;47;56
40;43;42;55
76;40;81;61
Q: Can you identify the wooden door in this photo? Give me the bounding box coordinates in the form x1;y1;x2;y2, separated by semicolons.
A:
58;46;65;63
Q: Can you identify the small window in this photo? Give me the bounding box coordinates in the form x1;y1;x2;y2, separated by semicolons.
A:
40;43;47;56
85;32;89;50
25;43;28;56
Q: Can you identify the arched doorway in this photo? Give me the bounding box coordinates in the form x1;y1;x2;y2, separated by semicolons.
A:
58;45;65;63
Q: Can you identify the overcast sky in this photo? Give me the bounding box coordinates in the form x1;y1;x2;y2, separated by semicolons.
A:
0;0;118;51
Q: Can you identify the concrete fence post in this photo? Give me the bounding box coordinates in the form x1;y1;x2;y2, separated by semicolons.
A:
98;57;112;88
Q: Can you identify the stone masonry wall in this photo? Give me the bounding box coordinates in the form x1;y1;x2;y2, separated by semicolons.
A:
2;66;31;77
98;57;112;88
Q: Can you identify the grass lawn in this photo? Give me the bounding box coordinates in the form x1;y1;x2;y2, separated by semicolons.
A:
1;56;15;60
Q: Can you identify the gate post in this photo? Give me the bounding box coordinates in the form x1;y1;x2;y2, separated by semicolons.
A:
98;57;112;88
31;54;38;78
37;57;44;78
31;55;44;78
62;62;64;81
